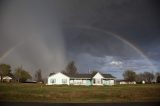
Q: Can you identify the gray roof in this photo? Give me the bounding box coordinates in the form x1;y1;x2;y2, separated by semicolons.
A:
64;74;92;78
64;73;115;79
49;72;115;79
49;72;55;76
102;74;115;78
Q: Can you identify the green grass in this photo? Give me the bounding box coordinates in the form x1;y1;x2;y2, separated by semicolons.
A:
0;83;160;103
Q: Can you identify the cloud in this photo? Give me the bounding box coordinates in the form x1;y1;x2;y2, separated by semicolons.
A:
110;61;123;66
71;52;158;78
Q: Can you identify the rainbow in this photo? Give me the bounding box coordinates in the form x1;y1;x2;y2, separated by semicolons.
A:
0;42;23;63
65;25;157;72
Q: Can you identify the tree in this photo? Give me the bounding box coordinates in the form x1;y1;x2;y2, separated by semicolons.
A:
123;70;136;81
14;67;32;83
156;76;160;83
143;72;154;83
156;72;160;83
90;70;99;75
65;61;78;75
156;72;160;77
136;73;145;83
35;69;43;82
0;64;11;82
61;70;66;74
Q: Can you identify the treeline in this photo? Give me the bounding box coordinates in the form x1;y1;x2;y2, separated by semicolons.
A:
0;63;43;83
0;61;78;83
1;61;160;84
123;70;160;83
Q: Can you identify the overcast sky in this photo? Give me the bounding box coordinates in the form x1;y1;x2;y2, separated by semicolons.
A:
0;0;160;79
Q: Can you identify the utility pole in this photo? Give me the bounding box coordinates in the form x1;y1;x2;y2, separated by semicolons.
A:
88;67;91;74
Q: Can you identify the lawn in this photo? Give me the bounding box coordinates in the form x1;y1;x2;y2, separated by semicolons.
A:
0;83;160;103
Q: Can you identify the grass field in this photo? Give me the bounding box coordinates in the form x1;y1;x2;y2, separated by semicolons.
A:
0;83;160;103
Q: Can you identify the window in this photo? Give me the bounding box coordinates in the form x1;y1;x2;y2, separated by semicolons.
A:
50;79;56;83
93;79;96;83
62;79;67;84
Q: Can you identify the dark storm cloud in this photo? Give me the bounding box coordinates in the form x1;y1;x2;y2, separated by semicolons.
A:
60;0;160;59
63;27;143;58
60;0;160;77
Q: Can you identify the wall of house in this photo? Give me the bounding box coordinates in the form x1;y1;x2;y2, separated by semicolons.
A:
92;72;104;85
103;79;115;85
47;72;70;85
70;79;91;86
93;72;104;79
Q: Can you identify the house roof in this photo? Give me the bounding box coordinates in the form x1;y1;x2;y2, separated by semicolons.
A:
64;74;93;78
102;74;115;78
65;73;115;78
49;72;115;79
49;72;55;76
91;72;115;78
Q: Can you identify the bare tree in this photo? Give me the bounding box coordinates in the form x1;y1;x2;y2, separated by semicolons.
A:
143;72;154;83
156;72;160;83
157;76;160;83
90;70;99;75
136;73;145;82
156;72;160;76
155;72;160;79
65;61;78;75
123;70;136;81
35;69;43;82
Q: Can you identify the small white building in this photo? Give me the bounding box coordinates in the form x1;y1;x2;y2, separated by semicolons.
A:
47;72;115;86
0;76;12;82
142;80;145;84
117;80;136;84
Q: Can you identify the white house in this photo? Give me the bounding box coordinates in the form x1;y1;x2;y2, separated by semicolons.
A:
47;72;115;86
